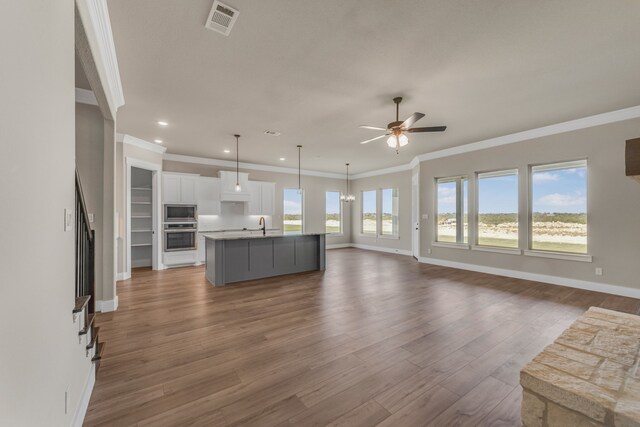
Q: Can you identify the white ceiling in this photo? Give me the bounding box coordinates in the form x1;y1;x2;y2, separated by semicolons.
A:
107;0;640;174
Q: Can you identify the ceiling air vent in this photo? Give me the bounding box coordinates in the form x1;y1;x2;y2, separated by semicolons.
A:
205;1;239;36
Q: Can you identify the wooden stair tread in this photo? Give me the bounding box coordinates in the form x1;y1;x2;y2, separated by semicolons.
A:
73;295;91;313
86;326;100;350
79;313;96;336
91;341;105;362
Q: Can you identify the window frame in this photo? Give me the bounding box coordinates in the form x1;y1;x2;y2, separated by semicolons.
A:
359;188;400;238
475;168;519;249
360;189;378;235
527;159;588;256
380;187;399;238
325;190;343;235
434;175;469;245
283;187;304;235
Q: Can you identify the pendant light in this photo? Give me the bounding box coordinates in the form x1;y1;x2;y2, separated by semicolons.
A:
296;145;302;194
340;163;355;202
234;134;241;192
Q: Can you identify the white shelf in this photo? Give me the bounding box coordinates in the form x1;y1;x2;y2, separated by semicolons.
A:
132;187;152;191
132;229;153;233
131;215;152;219
132;202;152;205
131;243;152;247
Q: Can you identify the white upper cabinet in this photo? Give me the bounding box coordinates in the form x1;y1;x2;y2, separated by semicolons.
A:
245;181;275;215
197;177;221;215
261;182;275;215
245;181;262;215
162;172;199;204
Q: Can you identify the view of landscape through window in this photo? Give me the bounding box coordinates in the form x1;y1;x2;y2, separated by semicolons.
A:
325;191;341;234
436;162;587;254
436;177;468;243
283;188;302;234
381;188;399;236
531;161;587;253
362;190;377;234
478;170;519;248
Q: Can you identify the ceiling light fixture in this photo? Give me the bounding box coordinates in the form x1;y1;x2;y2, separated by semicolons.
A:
340;163;355;203
154;139;163;144
224;149;230;153
157;121;168;126
297;145;302;194
234;134;241;192
279;157;285;161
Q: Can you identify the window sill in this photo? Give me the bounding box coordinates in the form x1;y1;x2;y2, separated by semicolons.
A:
359;233;377;238
471;245;522;255
432;242;470;250
326;233;344;237
523;250;592;263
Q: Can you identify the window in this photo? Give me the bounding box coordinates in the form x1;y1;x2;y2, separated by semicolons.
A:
325;191;342;234
381;188;399;236
361;190;377;234
436;177;468;244
477;170;519;248
283;188;303;234
530;160;587;254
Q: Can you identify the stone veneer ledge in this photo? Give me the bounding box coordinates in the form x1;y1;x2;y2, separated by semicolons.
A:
521;307;640;427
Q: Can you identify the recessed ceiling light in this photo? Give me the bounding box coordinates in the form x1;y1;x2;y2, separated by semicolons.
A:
279;157;285;161
224;149;231;153
154;139;163;144
157;121;168;126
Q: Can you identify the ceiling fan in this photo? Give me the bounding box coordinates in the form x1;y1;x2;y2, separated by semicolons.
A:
359;97;446;152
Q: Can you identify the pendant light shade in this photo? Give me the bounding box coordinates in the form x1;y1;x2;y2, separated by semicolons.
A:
296;145;302;194
234;134;241;192
340;163;355;202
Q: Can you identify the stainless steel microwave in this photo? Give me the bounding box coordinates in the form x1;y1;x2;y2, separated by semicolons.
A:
164;204;197;222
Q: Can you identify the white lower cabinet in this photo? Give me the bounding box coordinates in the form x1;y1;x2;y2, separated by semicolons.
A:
197;234;206;263
163;250;197;267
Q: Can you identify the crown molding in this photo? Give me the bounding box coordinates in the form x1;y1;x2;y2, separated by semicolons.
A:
350;162;413;180
75;0;124;114
75;88;98;106
163;153;346;179
117;133;167;155
414;104;640;163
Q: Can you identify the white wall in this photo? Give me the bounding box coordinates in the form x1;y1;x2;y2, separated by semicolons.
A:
0;0;94;425
419;117;640;294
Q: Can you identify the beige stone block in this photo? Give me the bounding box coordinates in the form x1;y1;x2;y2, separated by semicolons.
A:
521;361;616;422
586;307;640;328
533;351;595;380
545;343;602;367
616;390;640;427
521;390;545;427
546;401;603;427
591;359;628;393
592;330;640;356
555;339;636;367
560;327;596;346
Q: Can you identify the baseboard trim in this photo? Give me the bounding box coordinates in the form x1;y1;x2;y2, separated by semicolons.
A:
326;243;352;250
72;365;95;427
96;296;119;312
418;256;640;299
116;271;131;281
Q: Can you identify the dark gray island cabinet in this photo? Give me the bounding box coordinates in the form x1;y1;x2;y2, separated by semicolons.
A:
204;233;326;286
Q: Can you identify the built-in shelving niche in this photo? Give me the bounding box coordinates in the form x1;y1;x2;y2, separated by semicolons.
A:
131;167;153;268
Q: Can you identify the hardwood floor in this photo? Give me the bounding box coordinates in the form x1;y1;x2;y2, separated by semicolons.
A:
85;249;640;426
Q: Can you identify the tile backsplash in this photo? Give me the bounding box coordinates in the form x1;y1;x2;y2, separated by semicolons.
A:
198;202;275;231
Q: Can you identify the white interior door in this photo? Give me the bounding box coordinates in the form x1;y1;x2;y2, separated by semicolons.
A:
412;173;420;259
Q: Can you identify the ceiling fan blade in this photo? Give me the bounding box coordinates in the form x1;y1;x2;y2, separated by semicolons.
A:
401;112;425;129
408;126;447;133
359;125;387;131
359;134;387;144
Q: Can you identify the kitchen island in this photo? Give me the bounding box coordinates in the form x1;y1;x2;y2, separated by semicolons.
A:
204;233;325;286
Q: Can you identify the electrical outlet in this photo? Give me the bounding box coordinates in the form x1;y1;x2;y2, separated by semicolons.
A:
88;213;94;223
427;248;432;254
595;267;603;276
422;214;429;220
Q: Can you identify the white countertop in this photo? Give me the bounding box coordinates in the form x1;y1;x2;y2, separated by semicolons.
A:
203;232;325;241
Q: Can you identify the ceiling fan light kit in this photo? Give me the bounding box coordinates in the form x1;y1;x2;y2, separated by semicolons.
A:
359;96;446;153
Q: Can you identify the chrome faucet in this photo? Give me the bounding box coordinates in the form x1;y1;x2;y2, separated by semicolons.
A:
259;216;266;236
